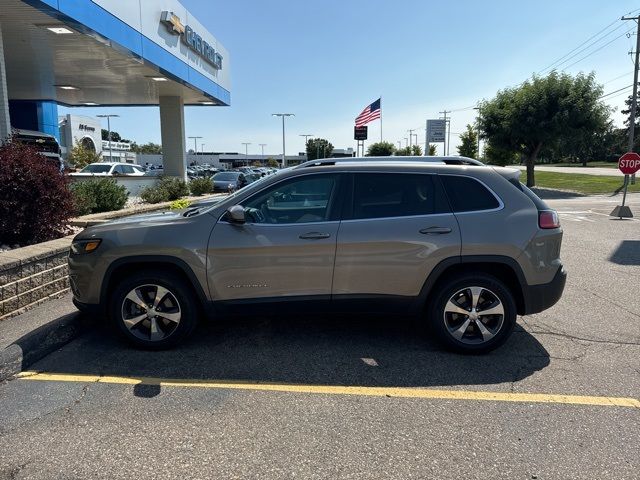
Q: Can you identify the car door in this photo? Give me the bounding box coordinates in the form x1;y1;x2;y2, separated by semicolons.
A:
332;172;461;298
207;173;343;302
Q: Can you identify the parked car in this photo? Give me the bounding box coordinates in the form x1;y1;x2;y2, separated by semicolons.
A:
69;158;566;352
13;128;63;172
212;171;247;192
70;162;146;176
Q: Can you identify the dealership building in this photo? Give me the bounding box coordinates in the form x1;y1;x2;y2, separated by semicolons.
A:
0;0;231;178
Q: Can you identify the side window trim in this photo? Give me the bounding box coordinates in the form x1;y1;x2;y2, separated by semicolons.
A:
438;174;504;214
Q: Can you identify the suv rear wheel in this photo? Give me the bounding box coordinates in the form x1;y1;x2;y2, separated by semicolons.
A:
429;273;517;353
109;270;199;349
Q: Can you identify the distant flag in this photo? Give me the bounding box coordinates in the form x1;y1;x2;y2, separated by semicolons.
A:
355;98;381;127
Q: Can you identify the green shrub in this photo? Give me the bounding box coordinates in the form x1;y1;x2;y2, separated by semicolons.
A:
189;177;213;196
140;176;190;204
70;178;128;215
169;199;191;210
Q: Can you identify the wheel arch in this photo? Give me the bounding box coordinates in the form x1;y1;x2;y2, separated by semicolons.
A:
101;256;210;314
418;256;527;315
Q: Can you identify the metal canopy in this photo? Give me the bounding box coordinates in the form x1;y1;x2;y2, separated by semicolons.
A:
0;0;224;106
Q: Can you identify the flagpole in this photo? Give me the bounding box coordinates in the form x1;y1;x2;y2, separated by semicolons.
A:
380;96;383;142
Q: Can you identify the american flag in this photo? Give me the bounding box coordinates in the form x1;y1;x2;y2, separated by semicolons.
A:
355;98;381;127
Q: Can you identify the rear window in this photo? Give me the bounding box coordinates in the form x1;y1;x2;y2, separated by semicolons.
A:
351;173;449;219
508;179;549;211
440;175;500;212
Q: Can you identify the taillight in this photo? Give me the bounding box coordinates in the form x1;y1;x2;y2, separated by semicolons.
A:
539;210;560;229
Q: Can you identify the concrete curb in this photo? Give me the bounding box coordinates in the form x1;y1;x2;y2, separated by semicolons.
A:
0;312;84;382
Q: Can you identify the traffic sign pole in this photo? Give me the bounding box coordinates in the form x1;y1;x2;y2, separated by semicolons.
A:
610;152;640;218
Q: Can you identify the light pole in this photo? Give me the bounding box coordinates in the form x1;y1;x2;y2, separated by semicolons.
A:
272;113;295;167
299;134;313;155
408;129;415;148
404;137;408;148
188;136;202;154
259;143;267;156
241;142;251;165
397;141;402;149
96;114;119;162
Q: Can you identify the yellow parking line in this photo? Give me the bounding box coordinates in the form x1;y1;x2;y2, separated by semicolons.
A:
16;371;640;409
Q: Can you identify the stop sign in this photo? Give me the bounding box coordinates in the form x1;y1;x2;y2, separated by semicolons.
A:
618;152;640;175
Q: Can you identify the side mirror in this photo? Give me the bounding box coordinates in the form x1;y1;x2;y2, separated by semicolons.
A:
227;205;245;224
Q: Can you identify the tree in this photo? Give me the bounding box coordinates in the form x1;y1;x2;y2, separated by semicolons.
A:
620;89;640;150
428;144;437;156
306;138;334;160
457;124;478;158
395;145;422;156
483;139;518;166
366;141;395;156
266;158;280;168
395;146;411;156
130;142;162;154
478;72;610;186
67;139;100;169
101;129;121;142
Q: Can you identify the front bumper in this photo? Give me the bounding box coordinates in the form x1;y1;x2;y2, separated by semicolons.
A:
522;266;567;315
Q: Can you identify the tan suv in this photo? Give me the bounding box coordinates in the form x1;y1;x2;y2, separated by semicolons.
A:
69;158;566;353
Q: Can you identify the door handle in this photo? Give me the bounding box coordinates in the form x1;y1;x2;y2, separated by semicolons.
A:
419;226;452;235
299;232;331;240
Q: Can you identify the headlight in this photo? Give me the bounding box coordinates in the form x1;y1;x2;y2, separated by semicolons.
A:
71;239;101;255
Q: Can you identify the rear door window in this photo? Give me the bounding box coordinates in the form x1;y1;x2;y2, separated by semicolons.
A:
350;173;449;220
440;175;501;212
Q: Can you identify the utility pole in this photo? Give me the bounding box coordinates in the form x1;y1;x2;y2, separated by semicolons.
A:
439;110;450;155
611;15;640;217
272;113;294;167
474;106;481;159
623;14;640;185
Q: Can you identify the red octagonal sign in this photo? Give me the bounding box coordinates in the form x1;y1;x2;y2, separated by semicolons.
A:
619;152;640;175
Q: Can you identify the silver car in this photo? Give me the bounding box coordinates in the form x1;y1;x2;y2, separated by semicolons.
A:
69;158;566;353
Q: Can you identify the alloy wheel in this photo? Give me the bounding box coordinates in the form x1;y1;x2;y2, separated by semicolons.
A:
443;286;505;345
121;284;182;342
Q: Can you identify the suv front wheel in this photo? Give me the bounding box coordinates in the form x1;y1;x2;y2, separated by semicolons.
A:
109;270;199;349
429;273;517;353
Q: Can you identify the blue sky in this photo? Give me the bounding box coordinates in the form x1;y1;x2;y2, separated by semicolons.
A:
61;0;640;156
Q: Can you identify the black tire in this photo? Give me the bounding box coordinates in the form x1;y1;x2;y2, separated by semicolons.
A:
108;270;199;349
428;272;517;354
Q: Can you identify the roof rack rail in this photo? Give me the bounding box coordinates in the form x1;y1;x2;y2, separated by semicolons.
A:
295;156;484;168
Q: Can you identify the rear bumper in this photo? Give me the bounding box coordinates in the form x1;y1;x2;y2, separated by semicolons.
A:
522;266;567;315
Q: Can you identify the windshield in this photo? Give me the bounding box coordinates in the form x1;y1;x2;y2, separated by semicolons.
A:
213;172;240;180
81;164;112;173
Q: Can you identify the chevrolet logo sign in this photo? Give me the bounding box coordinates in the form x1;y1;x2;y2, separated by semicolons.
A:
161;11;185;35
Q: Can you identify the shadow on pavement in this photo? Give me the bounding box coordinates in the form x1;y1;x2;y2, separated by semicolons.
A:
608;240;640;266
27;312;550;392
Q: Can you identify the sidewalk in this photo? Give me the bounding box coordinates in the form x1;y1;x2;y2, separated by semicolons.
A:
517;165;622;177
0;294;83;382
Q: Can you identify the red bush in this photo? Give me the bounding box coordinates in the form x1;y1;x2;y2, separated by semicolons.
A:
0;140;74;246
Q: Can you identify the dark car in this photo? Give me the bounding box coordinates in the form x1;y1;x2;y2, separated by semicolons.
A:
212;171;247;192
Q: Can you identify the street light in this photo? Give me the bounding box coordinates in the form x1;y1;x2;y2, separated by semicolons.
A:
272;113;295;167
188;136;202;155
241;142;251;165
259;143;267;156
299;134;313;153
96;114;119;162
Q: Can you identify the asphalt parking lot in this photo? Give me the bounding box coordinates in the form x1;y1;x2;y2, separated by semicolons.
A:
0;193;639;480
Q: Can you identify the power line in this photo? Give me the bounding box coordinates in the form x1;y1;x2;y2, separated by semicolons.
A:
539;21;625;74
561;26;635;72
599;84;634;99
